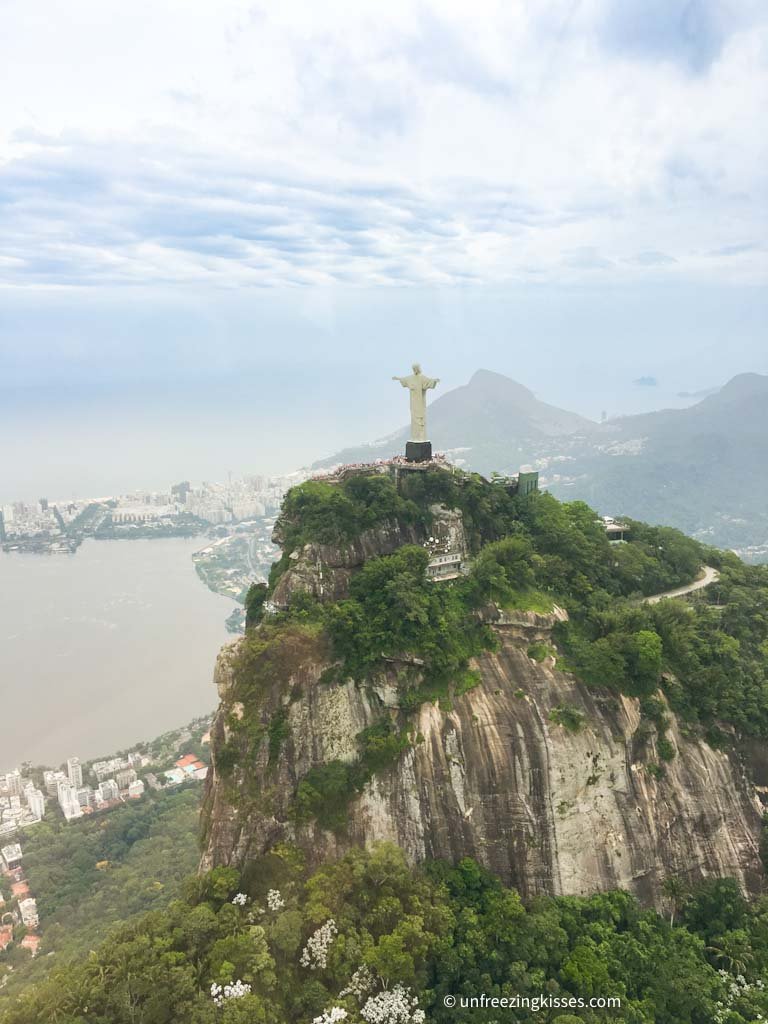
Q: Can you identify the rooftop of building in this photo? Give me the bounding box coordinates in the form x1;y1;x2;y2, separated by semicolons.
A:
175;754;199;768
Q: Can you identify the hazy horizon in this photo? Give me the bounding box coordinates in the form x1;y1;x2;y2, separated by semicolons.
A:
3;278;767;503
2;1;767;502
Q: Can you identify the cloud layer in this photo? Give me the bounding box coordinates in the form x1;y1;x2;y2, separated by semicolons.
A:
1;0;766;288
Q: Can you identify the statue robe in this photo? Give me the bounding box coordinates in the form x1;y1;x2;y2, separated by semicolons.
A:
395;371;439;442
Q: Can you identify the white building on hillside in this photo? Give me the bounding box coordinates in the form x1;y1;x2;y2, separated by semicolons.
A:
92;757;129;782
67;757;83;789
43;770;67;797
2;771;22;797
0;843;22;870
25;788;45;821
98;779;119;802
18;898;38;928
57;781;83;821
115;768;137;791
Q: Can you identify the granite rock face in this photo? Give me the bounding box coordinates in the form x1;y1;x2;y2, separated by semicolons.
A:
201;606;764;906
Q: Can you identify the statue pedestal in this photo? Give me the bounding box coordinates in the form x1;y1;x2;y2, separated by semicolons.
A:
405;440;432;463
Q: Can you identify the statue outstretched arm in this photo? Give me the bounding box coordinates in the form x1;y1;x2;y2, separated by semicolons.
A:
392;376;408;387
425;377;440;390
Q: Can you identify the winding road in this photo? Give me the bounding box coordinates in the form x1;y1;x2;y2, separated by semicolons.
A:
642;565;720;605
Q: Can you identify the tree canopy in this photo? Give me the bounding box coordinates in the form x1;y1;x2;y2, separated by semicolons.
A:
4;844;768;1024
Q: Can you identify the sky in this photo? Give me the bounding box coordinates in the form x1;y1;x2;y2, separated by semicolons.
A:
1;0;767;500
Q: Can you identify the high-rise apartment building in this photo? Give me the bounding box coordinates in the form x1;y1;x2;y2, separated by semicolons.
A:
26;788;45;821
98;779;119;802
67;757;83;789
115;768;137;791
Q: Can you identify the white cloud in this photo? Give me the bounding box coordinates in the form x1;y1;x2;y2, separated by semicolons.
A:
0;0;766;288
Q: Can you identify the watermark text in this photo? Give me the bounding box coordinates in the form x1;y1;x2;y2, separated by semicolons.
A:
442;992;621;1013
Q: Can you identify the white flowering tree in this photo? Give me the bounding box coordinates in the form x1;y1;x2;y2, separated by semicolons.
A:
312;1008;349;1024
300;919;338;970
267;888;286;912
211;854;430;1024
210;980;252;1006
339;965;375;1001
713;970;767;1023
360;984;425;1024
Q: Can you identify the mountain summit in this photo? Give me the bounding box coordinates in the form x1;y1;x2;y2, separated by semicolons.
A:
316;368;595;469
430;369;594;442
201;466;764;904
317;370;768;557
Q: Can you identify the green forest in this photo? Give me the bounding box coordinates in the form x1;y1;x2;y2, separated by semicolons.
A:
0;788;201;1001
3;843;768;1023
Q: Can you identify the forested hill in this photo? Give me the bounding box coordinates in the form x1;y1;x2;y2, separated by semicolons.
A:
314;370;768;558
195;466;766;915
257;467;768;741
4;469;768;1024
557;372;768;557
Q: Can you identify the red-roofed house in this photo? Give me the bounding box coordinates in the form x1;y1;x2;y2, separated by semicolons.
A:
11;881;30;899
20;934;41;956
0;926;12;951
175;754;198;769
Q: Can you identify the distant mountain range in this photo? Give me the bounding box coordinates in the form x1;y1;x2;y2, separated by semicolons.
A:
316;369;768;560
315;369;597;467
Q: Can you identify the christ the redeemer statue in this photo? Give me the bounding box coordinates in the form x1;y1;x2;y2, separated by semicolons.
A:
393;363;439;461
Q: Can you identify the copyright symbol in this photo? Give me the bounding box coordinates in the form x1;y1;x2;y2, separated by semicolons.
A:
444;995;456;1008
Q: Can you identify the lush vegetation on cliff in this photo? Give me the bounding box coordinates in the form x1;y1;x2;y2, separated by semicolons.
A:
3;843;768;1024
557;559;768;739
227;468;768;832
264;472;711;704
273;469;708;611
279;475;425;550
266;469;768;736
326;543;496;696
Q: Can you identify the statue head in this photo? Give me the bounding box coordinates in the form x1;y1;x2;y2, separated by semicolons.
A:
412;362;421;374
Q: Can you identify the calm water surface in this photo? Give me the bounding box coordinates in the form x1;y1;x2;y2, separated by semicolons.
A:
0;537;235;769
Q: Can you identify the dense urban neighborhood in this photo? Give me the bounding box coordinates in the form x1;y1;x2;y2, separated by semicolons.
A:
0;718;212;976
0;719;212;839
0;471;307;555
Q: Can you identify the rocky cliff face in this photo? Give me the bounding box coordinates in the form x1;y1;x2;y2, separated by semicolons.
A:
270;517;424;610
201;504;764;907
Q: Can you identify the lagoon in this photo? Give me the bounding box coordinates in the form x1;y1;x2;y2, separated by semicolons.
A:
0;537;235;770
